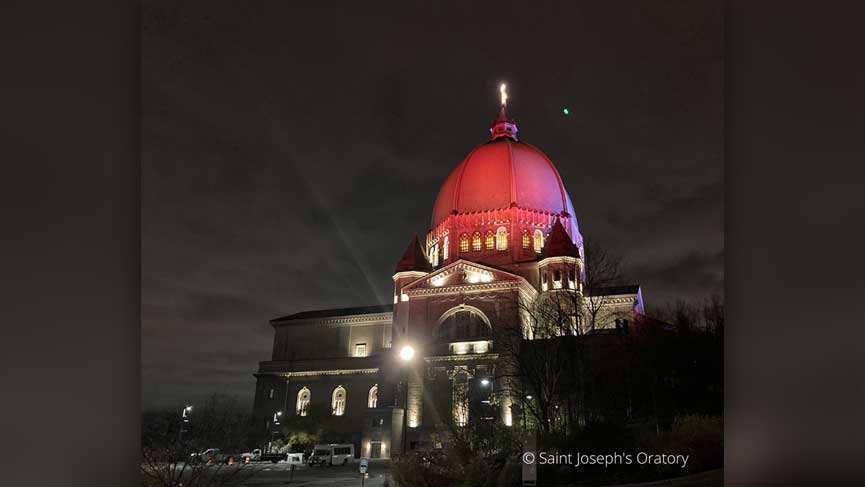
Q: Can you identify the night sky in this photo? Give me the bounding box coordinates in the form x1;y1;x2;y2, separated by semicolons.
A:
142;1;722;410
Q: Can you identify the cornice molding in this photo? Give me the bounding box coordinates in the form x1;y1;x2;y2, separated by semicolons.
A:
424;353;500;364
270;368;380;378
407;280;522;297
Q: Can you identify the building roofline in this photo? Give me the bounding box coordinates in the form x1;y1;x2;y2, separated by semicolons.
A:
583;284;641;296
271;304;394;323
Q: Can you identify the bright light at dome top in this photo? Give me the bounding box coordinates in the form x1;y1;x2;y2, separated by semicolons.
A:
500;83;507;106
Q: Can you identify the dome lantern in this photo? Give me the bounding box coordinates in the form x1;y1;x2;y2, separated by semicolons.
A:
490;83;518;141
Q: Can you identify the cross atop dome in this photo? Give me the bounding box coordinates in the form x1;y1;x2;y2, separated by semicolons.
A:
490;83;518;141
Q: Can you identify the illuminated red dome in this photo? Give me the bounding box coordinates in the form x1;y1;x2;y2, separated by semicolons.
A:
422;91;583;270
431;138;581;242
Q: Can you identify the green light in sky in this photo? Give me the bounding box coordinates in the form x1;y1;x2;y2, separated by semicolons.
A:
562;108;570;115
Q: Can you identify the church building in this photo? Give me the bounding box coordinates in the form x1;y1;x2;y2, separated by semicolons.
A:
252;87;644;459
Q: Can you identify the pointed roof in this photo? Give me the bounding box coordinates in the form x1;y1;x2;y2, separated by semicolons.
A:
542;218;580;259
394;235;433;273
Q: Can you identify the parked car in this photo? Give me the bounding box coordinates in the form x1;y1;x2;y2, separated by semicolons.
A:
239;448;287;464
286;452;305;465
190;448;227;464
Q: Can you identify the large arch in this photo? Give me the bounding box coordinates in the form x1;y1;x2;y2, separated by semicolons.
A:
436;305;492;342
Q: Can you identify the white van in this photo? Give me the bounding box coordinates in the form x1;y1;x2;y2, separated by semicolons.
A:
308;444;355;466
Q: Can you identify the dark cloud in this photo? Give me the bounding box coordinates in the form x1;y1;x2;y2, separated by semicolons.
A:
143;0;722;408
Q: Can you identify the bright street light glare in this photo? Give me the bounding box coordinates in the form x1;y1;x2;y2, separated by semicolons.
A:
480;379;490;386
399;345;415;362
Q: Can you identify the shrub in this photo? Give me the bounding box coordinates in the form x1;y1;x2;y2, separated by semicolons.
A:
668;414;722;472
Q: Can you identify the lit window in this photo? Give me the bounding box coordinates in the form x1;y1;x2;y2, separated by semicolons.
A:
568;270;576;289
460;234;469;252
485;230;495;250
368;384;378;408
496;226;508;250
541;272;548;291
429;244;439;267
354;343;367;357
332;386;346;416
443;235;449;260
553;270;563;289
533;230;544;253
522;229;530;249
269;388;275;399
472;232;481;251
296;387;310;416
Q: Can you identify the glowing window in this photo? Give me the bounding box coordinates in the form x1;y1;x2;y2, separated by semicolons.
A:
553;270;563;289
332;386;346;416
354;343;367;357
443;236;449;260
296;387;310;416
533;230;544;253
460;234;469;252
522;229;530;249
496;226;508;250
485;230;495;250
472;232;481;251
368;385;378;408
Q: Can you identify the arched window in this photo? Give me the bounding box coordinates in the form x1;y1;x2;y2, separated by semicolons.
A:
485;230;495;250
472;232;482;251
460;233;469;253
496;226;508;250
522;229;530;249
533;230;544;253
332;386;346;416
368;385;378;408
553;270;563;289
296;387;310;416
431;244;439;266
443;236;449;261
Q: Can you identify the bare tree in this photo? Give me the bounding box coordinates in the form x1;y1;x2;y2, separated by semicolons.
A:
141;394;261;487
494;238;630;436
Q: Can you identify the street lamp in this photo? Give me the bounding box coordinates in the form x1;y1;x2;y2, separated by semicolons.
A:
479;379;493;457
399;344;415;361
269;411;283;453
179;405;193;444
398;344;415;456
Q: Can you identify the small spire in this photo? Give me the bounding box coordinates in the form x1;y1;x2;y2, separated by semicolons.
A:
542;218;580;259
490;83;518;141
394;235;433;273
